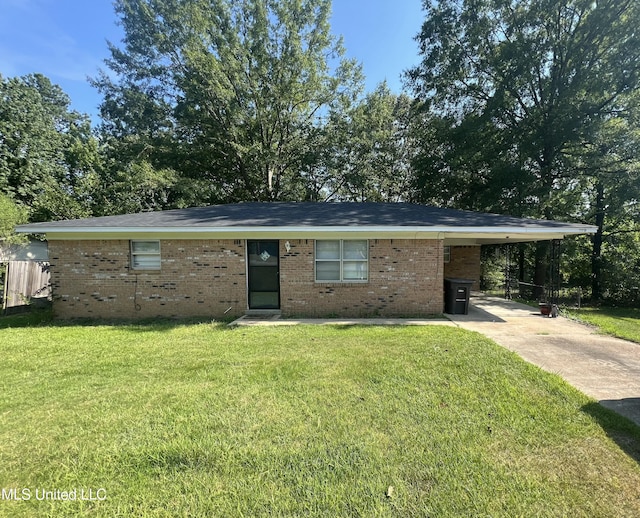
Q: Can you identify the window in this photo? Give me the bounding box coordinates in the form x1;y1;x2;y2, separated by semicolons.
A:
131;240;161;270
315;240;368;282
443;246;451;264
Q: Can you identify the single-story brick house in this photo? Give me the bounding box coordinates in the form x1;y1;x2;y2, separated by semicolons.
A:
16;202;596;319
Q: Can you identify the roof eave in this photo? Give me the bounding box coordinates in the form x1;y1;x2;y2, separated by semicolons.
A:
16;224;597;242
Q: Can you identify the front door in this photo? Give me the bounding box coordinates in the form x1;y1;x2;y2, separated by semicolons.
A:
247;240;280;309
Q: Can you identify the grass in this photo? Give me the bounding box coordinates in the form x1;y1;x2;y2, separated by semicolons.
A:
564;306;640;344
509;300;640;344
1;321;640;517
0;308;53;329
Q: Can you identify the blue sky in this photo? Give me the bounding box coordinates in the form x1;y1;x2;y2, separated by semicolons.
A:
0;0;424;122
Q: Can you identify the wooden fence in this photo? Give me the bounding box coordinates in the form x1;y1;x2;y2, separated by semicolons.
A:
1;261;51;312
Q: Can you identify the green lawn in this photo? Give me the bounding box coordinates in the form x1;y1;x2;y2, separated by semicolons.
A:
1;320;640;517
564;306;640;343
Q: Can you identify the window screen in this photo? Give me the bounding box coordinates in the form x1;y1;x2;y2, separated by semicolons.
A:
315;240;368;282
131;240;161;270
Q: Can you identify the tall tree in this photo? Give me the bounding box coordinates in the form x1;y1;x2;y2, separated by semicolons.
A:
0;74;100;221
0;194;27;245
561;92;640;300
93;0;363;204
407;0;640;299
322;83;415;202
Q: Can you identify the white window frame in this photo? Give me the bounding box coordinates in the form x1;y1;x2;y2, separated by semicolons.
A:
444;245;451;264
130;240;161;270
315;240;368;283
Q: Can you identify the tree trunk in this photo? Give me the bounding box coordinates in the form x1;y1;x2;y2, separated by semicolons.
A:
533;241;548;300
591;180;605;301
518;244;526;283
516;244;526;298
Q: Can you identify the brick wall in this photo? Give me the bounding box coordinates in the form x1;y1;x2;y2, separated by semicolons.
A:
48;240;246;319
279;239;444;317
444;246;481;289
49;238;446;319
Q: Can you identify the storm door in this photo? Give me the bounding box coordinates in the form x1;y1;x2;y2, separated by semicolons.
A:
247;240;280;309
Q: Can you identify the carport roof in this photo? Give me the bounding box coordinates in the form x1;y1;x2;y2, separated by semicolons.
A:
16;202;596;244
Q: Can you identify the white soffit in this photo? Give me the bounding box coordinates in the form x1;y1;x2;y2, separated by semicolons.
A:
24;224;597;242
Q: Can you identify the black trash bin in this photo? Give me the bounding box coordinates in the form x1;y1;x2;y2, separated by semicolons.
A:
444;278;474;315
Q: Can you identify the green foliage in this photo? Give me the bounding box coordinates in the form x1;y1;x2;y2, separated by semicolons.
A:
407;0;640;303
565;307;640;343
599;225;640;305
93;158;181;215
93;0;364;205
0;194;26;285
0;74;100;221
322;83;415;201
0;194;27;244
409;0;640;212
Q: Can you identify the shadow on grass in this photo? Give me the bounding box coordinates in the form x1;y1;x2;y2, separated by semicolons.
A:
0;310;234;331
582;401;640;465
324;323;408;331
0;309;54;329
132;448;220;472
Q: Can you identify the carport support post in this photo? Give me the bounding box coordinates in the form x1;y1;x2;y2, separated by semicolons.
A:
553;240;560;304
534;241;548;300
548;239;561;307
504;244;512;300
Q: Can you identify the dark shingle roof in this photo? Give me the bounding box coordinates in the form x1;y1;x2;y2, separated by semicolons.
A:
16;202;589;230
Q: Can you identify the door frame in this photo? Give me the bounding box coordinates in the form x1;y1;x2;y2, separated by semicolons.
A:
246;240;280;310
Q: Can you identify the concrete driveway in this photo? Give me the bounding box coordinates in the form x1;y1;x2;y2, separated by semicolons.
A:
449;295;640;427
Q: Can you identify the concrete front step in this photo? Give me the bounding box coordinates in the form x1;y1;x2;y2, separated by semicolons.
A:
244;309;282;317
